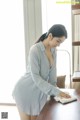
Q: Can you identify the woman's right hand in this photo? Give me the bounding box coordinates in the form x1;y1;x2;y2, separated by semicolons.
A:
58;91;71;99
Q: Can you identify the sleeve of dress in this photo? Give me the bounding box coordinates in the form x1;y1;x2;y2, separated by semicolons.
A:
29;46;61;96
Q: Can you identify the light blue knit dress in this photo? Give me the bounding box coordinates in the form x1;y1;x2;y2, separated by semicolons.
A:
12;41;61;115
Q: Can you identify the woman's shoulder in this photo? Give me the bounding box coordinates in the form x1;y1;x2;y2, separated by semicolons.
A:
30;43;39;51
29;42;41;56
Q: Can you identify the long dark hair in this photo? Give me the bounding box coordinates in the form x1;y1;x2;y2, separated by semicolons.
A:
35;24;67;43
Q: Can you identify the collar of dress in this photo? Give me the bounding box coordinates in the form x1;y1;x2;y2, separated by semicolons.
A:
38;41;56;53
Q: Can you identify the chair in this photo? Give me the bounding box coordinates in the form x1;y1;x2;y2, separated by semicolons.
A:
57;75;66;88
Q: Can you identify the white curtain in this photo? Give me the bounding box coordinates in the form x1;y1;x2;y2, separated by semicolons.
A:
72;12;80;89
72;15;80;72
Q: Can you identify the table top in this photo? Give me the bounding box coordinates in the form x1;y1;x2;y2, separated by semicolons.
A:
37;89;80;120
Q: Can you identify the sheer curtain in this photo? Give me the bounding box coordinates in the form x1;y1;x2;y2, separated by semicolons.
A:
72;12;80;89
0;0;26;103
72;15;80;72
41;0;72;87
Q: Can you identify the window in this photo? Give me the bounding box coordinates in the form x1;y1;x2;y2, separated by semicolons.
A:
0;0;26;103
41;0;72;87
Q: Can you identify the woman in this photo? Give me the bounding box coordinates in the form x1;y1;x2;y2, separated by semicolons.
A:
12;24;71;120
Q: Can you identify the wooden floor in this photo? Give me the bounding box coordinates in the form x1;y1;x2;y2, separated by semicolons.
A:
0;105;20;120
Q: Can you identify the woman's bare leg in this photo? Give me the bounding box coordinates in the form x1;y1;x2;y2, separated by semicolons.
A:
17;107;31;120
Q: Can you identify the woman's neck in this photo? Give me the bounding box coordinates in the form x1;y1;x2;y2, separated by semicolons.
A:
42;38;51;51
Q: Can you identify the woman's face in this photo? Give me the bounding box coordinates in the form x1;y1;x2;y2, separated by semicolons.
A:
49;36;66;48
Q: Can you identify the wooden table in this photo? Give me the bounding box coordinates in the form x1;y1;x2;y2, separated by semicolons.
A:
37;89;80;120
